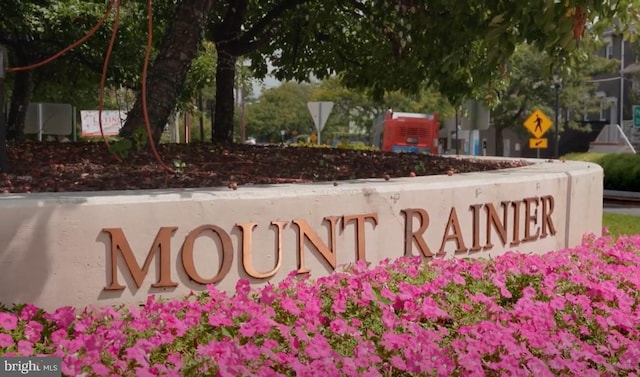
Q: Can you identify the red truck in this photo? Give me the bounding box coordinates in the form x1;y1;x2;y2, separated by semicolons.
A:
371;109;440;154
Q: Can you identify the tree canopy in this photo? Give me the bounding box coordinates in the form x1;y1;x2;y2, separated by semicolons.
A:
2;0;639;147
488;39;618;155
123;0;640;144
243;78;454;144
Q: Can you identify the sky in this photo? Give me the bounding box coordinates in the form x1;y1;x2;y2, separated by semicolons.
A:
251;75;281;98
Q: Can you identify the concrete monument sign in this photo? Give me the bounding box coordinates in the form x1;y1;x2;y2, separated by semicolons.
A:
0;158;603;310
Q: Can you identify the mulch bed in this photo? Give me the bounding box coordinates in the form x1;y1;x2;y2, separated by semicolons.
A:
0;142;529;194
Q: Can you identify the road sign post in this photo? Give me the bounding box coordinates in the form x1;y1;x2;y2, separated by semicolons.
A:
307;101;334;145
633;105;640;128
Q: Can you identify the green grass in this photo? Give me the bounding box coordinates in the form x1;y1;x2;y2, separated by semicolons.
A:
603;212;640;237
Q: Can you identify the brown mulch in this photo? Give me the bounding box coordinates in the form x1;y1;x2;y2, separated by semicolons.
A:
0;142;530;194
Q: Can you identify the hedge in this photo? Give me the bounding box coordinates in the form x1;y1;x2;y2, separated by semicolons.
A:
564;153;640;192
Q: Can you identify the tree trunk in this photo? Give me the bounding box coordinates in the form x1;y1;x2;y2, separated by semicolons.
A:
494;126;504;157
212;48;236;143
120;0;215;143
7;69;33;141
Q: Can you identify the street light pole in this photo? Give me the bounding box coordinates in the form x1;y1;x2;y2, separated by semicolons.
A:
455;107;459;155
553;75;562;159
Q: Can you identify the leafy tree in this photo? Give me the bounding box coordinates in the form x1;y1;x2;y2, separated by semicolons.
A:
123;0;637;146
310;76;454;140
488;41;618;156
0;0;173;139
119;0;216;142
244;82;315;142
245;77;454;144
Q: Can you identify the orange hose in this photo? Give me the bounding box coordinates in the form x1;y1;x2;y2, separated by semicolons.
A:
99;0;123;162
4;0;176;174
6;0;115;73
141;0;175;174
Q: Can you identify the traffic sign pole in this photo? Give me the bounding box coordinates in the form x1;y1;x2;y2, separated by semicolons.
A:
307;101;334;145
318;105;322;145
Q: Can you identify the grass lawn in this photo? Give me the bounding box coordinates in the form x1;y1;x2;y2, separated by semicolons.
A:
603;212;640;237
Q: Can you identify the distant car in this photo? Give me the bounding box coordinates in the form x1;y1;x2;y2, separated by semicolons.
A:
244;137;256;145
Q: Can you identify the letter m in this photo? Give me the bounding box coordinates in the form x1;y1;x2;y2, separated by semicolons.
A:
102;227;178;290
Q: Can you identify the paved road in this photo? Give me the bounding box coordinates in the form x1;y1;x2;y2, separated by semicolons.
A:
603;190;640;216
603;203;640;216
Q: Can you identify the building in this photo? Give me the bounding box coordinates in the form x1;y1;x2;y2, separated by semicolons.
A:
587;28;640;152
585;29;640;125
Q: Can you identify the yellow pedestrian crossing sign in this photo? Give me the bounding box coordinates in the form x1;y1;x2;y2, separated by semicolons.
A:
524;109;553;139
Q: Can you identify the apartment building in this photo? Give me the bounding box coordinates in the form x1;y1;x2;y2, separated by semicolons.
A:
591;29;638;125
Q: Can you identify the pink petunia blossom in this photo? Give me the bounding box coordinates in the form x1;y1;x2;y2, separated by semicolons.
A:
0;333;14;348
0;312;18;331
17;340;33;356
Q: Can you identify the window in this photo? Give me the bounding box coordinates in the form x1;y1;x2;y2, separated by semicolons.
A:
594;91;607;121
604;37;614;59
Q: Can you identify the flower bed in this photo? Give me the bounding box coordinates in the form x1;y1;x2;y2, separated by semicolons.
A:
2;234;640;376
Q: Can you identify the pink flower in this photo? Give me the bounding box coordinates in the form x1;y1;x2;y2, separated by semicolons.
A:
19;304;38;321
329;318;348;335
167;353;182;369
44;306;76;328
208;312;233;327
24;321;44;342
0;312;18;331
239;315;274;337
92;363;111;376
279;297;301;315
304;334;334;359
380;333;409;351
50;328;69;344
235;279;251;297
259;284;277;305
0;333;14;348
17;340;33;356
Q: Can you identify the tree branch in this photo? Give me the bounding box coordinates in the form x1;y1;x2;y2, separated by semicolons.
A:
231;0;312;49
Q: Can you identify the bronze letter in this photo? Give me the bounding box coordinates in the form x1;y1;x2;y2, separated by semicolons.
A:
484;202;510;250
510;200;522;246
102;227;178;291
540;195;557;237
401;208;433;257
439;208;467;255
342;213;378;262
523;197;541;242
181;225;233;285
236;221;286;279
469;204;483;252
292;217;339;273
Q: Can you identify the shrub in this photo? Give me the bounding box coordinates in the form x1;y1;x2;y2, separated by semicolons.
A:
291;142;377;151
565;152;640;191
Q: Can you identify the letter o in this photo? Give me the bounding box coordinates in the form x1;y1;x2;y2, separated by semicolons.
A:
181;225;233;285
